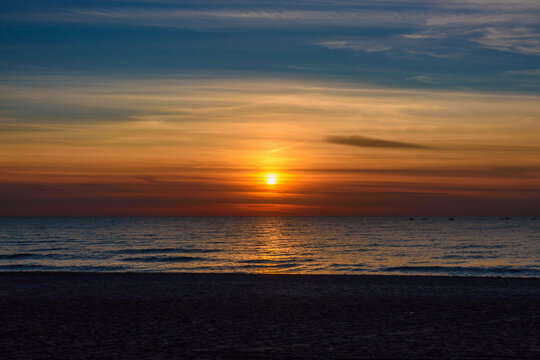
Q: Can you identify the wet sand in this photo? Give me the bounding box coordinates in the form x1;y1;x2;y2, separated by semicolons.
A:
1;272;539;359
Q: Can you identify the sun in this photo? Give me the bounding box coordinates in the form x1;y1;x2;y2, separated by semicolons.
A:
266;174;277;185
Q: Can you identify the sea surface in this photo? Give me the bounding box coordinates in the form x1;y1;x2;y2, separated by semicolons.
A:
0;217;538;277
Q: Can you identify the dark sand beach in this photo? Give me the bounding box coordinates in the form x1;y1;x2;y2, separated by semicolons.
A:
1;272;539;359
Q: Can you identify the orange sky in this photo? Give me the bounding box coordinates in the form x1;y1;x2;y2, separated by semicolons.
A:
1;77;539;215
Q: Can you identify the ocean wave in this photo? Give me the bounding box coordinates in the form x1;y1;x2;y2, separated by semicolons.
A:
330;267;367;272
34;247;71;252
241;258;314;264
121;256;206;263
382;265;540;276
238;263;302;269
434;255;499;260
0;253;35;259
0;264;127;271
0;253;103;261
330;263;365;268
0;264;60;270
447;245;505;250
113;248;220;255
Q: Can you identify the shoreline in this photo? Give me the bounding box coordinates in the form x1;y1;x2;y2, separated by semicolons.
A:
2;272;539;359
2;270;539;279
2;270;540;281
2;271;539;299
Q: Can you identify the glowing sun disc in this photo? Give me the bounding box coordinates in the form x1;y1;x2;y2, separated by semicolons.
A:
266;174;277;185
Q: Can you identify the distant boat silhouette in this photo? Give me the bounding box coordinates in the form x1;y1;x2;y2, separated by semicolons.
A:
449;217;454;220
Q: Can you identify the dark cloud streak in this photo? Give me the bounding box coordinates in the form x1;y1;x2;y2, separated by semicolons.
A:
326;135;432;149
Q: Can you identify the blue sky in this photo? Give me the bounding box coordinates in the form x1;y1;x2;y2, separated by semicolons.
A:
2;0;539;92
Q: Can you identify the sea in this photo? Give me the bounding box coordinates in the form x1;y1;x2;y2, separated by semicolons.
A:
0;217;538;277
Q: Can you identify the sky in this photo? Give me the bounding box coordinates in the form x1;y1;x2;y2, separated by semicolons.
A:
1;0;539;215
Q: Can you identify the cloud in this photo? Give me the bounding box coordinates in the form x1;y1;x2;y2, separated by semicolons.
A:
313;6;540;61
315;40;392;53
326;135;432;149
400;18;540;56
292;165;540;179
506;68;540;75
8;7;423;30
406;75;440;84
473;27;540;55
404;50;450;58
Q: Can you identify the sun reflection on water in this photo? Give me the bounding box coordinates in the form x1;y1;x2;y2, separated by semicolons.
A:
237;218;302;274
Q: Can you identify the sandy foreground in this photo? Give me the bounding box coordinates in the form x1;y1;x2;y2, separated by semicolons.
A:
1;272;539;359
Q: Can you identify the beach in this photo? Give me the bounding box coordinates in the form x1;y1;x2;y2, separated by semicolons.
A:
1;272;539;359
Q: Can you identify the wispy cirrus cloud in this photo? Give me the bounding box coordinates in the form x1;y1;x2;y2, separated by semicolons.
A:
401;10;540;56
5;7;424;30
314;40;392;53
310;2;540;57
406;75;441;84
321;27;540;58
506;69;540;75
472;27;540;55
291;165;540;179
